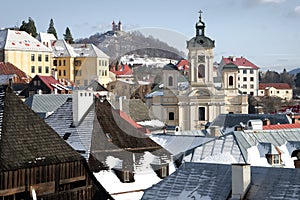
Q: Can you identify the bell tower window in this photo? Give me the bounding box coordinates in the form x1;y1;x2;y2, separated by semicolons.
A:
229;76;234;86
168;76;173;86
198;64;205;78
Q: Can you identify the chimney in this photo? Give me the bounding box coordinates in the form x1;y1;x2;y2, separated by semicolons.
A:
72;90;94;126
210;126;220;137
231;164;251;200
118;96;126;111
262;118;270;126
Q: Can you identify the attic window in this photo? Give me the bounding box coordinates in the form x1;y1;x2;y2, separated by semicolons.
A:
266;154;281;165
106;133;112;142
63;132;71;140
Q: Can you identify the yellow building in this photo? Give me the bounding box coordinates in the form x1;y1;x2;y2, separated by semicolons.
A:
0;29;53;77
49;39;110;87
258;83;292;100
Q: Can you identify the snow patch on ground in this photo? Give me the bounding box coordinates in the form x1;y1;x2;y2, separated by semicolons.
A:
120;54;178;68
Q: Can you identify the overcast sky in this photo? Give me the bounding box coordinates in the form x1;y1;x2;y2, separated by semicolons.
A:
1;0;300;71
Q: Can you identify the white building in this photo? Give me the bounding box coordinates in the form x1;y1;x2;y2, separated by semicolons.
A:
219;56;260;96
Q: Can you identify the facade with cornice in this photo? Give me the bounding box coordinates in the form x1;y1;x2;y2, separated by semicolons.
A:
0;29;53;77
148;12;248;131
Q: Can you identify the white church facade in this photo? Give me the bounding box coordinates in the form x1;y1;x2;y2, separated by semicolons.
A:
148;11;248;131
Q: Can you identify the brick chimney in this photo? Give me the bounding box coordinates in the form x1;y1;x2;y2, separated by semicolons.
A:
231;164;251;200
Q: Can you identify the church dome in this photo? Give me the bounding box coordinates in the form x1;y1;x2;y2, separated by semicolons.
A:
163;62;178;71
187;35;215;49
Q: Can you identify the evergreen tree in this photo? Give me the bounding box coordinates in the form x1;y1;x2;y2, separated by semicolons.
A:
47;19;58;39
295;73;300;88
63;27;74;44
20;17;38;38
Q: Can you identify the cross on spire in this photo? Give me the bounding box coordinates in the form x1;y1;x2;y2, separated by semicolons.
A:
199;10;203;21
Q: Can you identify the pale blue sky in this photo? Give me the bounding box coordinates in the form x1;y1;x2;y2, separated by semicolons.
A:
1;0;300;71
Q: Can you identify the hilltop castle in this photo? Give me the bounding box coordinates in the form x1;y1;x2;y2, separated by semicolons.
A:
112;20;122;32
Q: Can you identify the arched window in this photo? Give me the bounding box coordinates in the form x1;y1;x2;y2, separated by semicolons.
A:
168;76;173;86
198;64;205;78
229;76;234;86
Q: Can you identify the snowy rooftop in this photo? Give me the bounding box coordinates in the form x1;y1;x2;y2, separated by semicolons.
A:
142;162;300;200
0;29;52;52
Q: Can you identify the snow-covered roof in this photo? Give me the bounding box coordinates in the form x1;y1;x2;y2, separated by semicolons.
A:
0;29;52;52
71;43;109;58
142;162;300;200
36;32;56;43
51;39;77;57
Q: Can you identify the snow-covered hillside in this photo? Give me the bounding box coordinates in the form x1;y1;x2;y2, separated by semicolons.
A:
120;54;178;68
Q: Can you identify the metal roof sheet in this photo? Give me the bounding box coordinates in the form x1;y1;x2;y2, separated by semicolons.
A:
142;162;300;200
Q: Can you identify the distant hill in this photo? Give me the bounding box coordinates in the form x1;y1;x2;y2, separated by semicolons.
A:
76;30;185;62
289;68;300;75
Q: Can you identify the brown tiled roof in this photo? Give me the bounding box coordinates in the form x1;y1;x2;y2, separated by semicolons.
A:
94;99;160;151
0;62;31;84
259;83;291;90
0;86;82;171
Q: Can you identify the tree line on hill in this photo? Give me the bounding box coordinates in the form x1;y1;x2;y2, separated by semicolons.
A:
19;17;74;43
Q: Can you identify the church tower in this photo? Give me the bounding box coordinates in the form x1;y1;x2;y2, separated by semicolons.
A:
187;11;215;86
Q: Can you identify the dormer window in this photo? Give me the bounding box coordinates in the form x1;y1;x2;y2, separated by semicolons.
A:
266;153;281;165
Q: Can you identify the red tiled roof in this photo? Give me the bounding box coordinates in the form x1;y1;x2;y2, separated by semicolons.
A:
259;83;291;90
176;59;189;71
263;123;300;130
0;62;31;83
117;109;150;134
110;64;133;76
37;75;60;91
223;57;259;69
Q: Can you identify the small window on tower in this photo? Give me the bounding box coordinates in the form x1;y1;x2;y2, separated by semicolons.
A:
198;55;205;63
229;76;234;86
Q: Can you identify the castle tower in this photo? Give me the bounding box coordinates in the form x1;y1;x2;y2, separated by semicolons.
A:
118;21;122;31
187;11;215;86
112;21;116;31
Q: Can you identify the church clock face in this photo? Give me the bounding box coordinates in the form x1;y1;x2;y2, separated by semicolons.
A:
198;55;205;63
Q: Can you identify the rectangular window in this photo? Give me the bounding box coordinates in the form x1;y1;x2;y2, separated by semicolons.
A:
250;84;254;89
58;70;61;76
105;60;107;66
38;66;42;73
31;66;35;73
169;112;175;120
63;60;66;66
99;60;101;66
198;107;205;121
123;171;130;182
105;70;107;76
273;154;280;164
250;69;254;74
45;66;49;74
161;166;167;177
53;60;57;66
243;69;247;74
63;70;66;76
243;84;247;89
250;92;254;95
59;60;62;66
31;54;35;61
250;77;254;81
243;77;247;81
45;55;49;62
38;54;42;62
75;60;82;66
